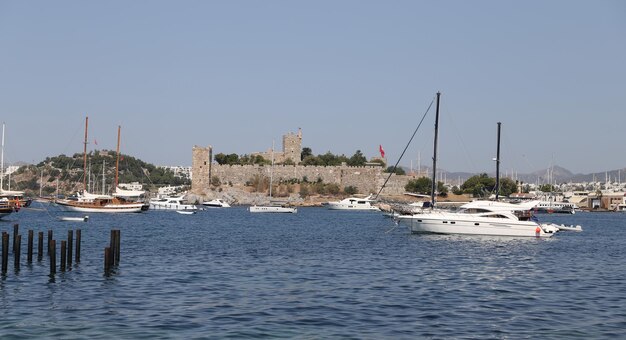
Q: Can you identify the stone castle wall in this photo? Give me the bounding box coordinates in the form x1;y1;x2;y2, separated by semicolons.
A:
191;146;409;197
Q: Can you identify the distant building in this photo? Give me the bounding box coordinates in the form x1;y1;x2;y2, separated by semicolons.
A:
159;166;192;180
118;182;143;191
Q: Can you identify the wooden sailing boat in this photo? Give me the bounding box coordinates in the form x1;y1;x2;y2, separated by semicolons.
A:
249;141;297;213
54;118;146;213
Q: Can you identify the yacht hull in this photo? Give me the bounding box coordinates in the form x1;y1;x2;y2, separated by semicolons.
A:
396;213;555;238
249;206;297;213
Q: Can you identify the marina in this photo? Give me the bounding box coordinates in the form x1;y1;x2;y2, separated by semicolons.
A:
0;207;623;338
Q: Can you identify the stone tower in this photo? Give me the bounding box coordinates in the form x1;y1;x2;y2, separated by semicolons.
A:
191;145;212;196
282;128;302;163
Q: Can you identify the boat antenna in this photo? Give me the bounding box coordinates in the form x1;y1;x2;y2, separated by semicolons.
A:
374;96;435;200
430;92;441;209
495;122;501;200
83;116;88;191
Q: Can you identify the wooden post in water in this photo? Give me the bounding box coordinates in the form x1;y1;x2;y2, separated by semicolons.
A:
104;247;112;273
27;230;34;263
14;234;21;271
114;230;120;265
49;240;56;275
1;232;8;274
37;232;44;261
67;230;73;268
75;229;81;263
12;224;18;254
47;230;53;255
60;241;66;272
109;230;117;265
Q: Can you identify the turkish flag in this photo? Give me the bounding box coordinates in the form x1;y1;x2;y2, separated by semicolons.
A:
379;145;385;158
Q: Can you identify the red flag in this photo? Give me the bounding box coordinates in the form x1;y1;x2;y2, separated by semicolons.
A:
379;144;385;158
94;139;98;145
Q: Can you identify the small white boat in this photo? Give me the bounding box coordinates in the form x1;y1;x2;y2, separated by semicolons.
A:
59;215;89;222
249;205;297;213
202;199;231;208
176;210;196;215
326;195;380;211
149;194;198;211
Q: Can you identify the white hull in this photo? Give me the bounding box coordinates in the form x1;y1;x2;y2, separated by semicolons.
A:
202;199;231;208
397;212;556;238
326;196;379;211
56;202;144;213
327;203;379;211
149;202;198;210
249;206;297;213
176;210;196;215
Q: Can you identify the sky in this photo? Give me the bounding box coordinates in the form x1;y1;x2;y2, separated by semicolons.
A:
1;1;625;174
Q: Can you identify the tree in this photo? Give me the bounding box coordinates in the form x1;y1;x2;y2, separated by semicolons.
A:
347;150;367;166
405;177;432;194
461;173;495;198
301;147;313;160
385;166;406;175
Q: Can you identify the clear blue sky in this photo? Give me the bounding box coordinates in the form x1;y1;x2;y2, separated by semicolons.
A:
1;1;624;174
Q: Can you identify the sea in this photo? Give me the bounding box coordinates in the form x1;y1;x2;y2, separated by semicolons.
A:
0;206;625;339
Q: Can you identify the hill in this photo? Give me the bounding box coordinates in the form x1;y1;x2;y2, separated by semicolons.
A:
9;150;190;197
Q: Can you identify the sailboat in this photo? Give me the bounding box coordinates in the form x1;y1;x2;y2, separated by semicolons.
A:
395;94;562;237
0;122;21;218
54;118;146;213
249;141;297;213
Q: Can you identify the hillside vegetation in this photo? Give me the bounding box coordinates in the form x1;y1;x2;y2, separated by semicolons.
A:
10;151;189;197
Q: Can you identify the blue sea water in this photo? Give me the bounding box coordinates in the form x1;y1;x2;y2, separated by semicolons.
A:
0;207;625;339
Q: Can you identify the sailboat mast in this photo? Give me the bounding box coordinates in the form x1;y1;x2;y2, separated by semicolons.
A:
83;116;89;191
115;125;121;189
1;122;4;192
269;141;274;198
495;122;501;200
430;92;441;208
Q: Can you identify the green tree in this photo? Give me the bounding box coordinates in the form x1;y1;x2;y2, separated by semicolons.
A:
347;150;367;166
301;147;313;160
405;177;432;194
461;173;495;197
385;166;406;175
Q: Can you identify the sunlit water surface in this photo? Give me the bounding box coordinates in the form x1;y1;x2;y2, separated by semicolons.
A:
1;207;624;338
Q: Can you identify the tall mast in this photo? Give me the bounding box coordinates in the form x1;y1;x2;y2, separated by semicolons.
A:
430;92;441;208
83;116;89;191
269;141;274;199
115;125;121;189
495;122;501;200
1;122;4;192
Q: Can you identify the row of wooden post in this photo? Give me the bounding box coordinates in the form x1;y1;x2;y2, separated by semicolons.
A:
1;224;81;276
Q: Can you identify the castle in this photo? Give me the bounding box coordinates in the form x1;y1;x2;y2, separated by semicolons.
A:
190;129;408;197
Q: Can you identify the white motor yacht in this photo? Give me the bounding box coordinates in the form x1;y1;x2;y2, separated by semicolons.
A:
149;195;198;211
326;195;380;211
202;199;231;208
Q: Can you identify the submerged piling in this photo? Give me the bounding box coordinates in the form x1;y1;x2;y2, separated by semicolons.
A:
27;230;33;263
2;232;8;274
14;234;21;271
47;230;53;255
49;240;56;275
75;229;81;263
67;230;73;268
37;231;43;261
12;224;18;254
60;241;66;272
